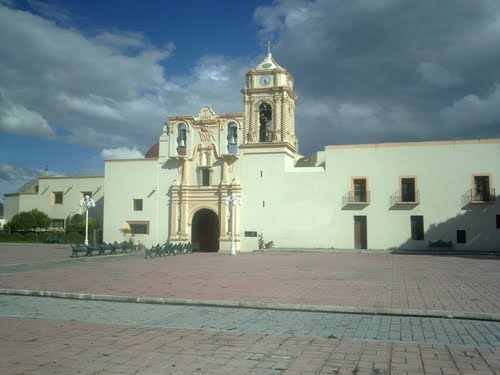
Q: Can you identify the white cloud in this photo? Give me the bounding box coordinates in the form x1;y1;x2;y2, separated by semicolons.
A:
441;84;500;127
100;147;144;160
0;163;40;182
57;92;123;120
417;62;462;88
0;95;54;137
0;5;172;149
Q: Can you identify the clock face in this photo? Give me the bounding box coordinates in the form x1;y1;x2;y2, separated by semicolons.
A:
259;75;271;86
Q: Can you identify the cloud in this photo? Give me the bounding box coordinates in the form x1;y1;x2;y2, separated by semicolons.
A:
254;0;500;152
0;92;55;137
2;0;500;162
417;62;462;88
100;147;144;160
0;163;40;182
441;84;500;127
0;4;172;150
57;92;123;120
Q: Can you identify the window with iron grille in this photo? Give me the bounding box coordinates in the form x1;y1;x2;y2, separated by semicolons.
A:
130;223;148;234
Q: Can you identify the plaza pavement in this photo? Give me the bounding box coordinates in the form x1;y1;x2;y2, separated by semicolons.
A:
0;244;499;374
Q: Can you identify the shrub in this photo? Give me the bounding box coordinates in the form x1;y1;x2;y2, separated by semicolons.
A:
65;232;84;244
9;232;25;242
23;232;37;242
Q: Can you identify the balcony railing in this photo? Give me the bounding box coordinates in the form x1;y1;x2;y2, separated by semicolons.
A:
342;191;371;207
390;190;420;207
462;188;496;207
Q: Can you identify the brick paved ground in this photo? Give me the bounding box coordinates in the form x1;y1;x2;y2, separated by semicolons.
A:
0;317;499;375
0;243;68;265
1;245;499;374
0;246;498;315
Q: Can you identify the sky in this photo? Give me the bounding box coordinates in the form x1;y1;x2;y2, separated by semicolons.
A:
1;0;500;200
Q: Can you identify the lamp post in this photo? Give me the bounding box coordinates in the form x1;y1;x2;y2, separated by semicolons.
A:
80;195;95;246
225;192;242;255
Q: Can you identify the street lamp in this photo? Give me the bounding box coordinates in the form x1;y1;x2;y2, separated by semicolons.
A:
225;192;242;255
80;195;95;246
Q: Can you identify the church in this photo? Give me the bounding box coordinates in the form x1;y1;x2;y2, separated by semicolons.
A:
5;51;500;252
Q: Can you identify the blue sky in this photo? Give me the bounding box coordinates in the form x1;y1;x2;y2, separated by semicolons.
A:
1;0;500;200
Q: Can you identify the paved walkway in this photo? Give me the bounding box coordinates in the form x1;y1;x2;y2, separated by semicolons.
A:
0;245;499;374
0;247;499;318
1;317;499;375
2;296;499;348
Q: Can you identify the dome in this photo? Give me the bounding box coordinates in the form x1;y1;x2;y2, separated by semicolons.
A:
17;177;40;193
145;143;159;159
17;167;54;194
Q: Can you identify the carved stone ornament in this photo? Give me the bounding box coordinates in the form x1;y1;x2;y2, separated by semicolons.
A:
199;125;216;142
197;106;216;121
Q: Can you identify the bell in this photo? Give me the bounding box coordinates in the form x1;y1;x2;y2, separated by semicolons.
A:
179;139;186;147
229;136;236;145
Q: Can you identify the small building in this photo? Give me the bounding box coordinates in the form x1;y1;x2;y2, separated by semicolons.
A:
4;169;104;232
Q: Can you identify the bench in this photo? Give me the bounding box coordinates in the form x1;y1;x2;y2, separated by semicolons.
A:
44;235;63;244
145;244;161;259
71;244;87;257
429;240;453;250
122;242;137;253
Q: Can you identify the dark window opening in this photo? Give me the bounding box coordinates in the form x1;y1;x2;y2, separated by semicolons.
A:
259;103;272;142
202;169;210;186
457;230;466;244
473;176;490;201
130;223;148;234
227;122;238;154
54;192;63;204
133;199;143;211
496;215;500;229
353;179;367;202
402;178;416;202
177;123;187;155
411;216;424;240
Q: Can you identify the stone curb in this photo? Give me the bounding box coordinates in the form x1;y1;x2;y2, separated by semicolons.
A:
1;288;499;322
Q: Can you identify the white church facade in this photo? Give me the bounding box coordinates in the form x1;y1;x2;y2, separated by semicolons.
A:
4;52;500;252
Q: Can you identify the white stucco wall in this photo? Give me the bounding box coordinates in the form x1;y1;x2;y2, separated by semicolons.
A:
237;140;499;251
4;176;104;228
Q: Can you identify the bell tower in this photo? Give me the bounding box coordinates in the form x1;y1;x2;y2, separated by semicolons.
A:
241;43;298;152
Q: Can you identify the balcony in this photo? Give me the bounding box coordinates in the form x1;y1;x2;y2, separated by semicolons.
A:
342;191;370;210
389;190;420;209
461;188;496;208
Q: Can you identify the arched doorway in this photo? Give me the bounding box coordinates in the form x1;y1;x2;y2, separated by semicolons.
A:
191;209;219;252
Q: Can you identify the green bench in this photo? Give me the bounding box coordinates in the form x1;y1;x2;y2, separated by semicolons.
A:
144;242;200;259
71;244;87;257
429;240;453;250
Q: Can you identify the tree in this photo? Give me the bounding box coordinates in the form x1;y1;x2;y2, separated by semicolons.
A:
67;213;96;231
9;209;51;231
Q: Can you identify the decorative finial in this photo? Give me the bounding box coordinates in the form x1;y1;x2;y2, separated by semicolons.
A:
266;40;273;54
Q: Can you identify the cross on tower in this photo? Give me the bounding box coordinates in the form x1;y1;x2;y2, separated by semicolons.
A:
266;40;273;54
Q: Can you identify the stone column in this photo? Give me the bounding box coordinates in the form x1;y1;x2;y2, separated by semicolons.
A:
274;96;282;141
221;159;229;184
243;98;249;143
179;189;189;240
170;185;179;239
182;158;190;185
220;194;229;240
